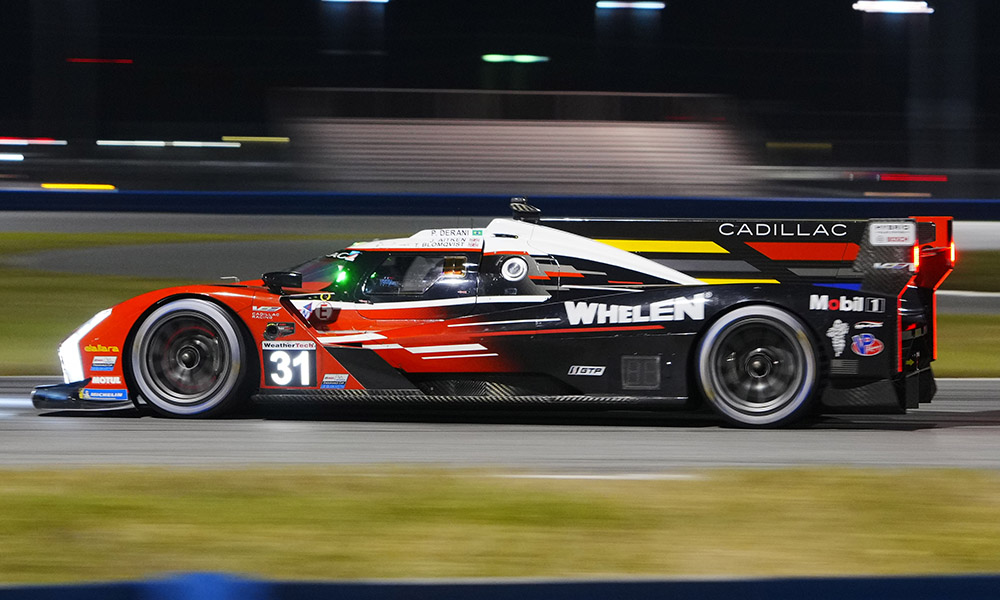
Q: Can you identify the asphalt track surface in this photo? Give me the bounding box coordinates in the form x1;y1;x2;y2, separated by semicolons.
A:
1;378;999;469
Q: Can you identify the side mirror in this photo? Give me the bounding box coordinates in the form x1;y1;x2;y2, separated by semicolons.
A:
262;271;303;295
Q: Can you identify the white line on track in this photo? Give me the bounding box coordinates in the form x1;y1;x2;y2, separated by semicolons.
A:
0;398;32;408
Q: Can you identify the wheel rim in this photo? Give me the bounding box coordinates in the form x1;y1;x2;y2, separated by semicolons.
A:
140;311;231;406
708;318;805;414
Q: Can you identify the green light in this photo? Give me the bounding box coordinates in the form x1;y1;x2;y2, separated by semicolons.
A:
481;54;550;64
335;270;350;284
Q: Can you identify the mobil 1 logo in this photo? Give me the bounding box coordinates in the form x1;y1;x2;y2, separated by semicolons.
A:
809;294;886;313
263;341;317;387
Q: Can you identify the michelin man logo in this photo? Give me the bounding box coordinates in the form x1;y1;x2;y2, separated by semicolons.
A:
826;319;849;358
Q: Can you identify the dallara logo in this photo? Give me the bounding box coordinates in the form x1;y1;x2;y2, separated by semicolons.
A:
564;293;707;326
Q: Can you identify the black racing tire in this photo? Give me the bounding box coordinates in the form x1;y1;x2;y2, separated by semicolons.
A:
129;298;249;417
696;305;819;428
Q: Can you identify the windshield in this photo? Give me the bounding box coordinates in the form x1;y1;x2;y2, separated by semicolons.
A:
288;250;368;296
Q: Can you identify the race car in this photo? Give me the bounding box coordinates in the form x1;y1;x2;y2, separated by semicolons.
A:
32;200;955;427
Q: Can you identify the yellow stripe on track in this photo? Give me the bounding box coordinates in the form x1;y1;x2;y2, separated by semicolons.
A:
598;239;729;254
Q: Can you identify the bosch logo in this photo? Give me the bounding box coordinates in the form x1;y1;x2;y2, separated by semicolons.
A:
851;334;884;357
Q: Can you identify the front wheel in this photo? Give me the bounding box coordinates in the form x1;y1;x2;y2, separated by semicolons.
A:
130;298;250;417
696;305;819;428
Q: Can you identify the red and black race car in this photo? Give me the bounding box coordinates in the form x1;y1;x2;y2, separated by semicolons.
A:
33;201;955;427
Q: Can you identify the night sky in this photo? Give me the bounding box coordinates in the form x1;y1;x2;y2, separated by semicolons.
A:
0;1;994;134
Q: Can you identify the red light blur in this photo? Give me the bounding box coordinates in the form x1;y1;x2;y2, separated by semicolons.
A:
879;173;948;182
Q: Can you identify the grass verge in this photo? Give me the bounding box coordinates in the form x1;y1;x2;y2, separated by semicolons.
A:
3;467;1000;584
934;314;1000;377
942;250;1000;292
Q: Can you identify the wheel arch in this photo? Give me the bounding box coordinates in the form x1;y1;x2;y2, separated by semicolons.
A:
123;293;259;415
689;298;828;427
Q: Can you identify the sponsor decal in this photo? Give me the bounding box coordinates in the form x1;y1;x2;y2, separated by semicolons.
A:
568;365;605;376
869;222;916;246
851;333;885;357
262;341;315;350
90;375;122;385
328;250;360;261
809;294;885;313
564;292;708;326
263;341;317;387
873;262;915;271
719;222;848;238
321;373;350;389
264;322;296;341
84;344;120;353
826;319;849;358
854;321;883;329
90;356;117;371
252;305;281;320
298;301;338;321
81;388;128;401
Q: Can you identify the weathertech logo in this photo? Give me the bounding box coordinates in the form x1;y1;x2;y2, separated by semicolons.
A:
809;295;885;313
564;293;707;326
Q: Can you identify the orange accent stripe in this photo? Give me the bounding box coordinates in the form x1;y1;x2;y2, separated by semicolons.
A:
608;280;643;285
545;271;585;278
746;242;859;261
529;275;551;281
484;250;529;256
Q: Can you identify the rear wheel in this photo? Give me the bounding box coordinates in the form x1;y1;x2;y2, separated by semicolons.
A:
130;298;249;417
696;305;819;427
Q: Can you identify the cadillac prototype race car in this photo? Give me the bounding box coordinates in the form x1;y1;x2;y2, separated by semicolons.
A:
33;201;955;427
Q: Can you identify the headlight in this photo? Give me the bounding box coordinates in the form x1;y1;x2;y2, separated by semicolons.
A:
58;308;113;383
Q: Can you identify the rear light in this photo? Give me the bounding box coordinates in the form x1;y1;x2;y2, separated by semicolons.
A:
913;245;921;272
950;241;956;265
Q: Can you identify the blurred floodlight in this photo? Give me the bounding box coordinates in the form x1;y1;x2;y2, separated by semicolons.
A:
41;183;117;190
482;54;550;63
97;140;166;147
596;1;666;9
96;140;241;148
0;137;67;146
171;141;241;148
852;1;933;14
0;153;25;161
221;136;291;143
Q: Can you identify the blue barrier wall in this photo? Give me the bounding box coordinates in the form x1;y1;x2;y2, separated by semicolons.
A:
3;573;1000;600
2;190;999;219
